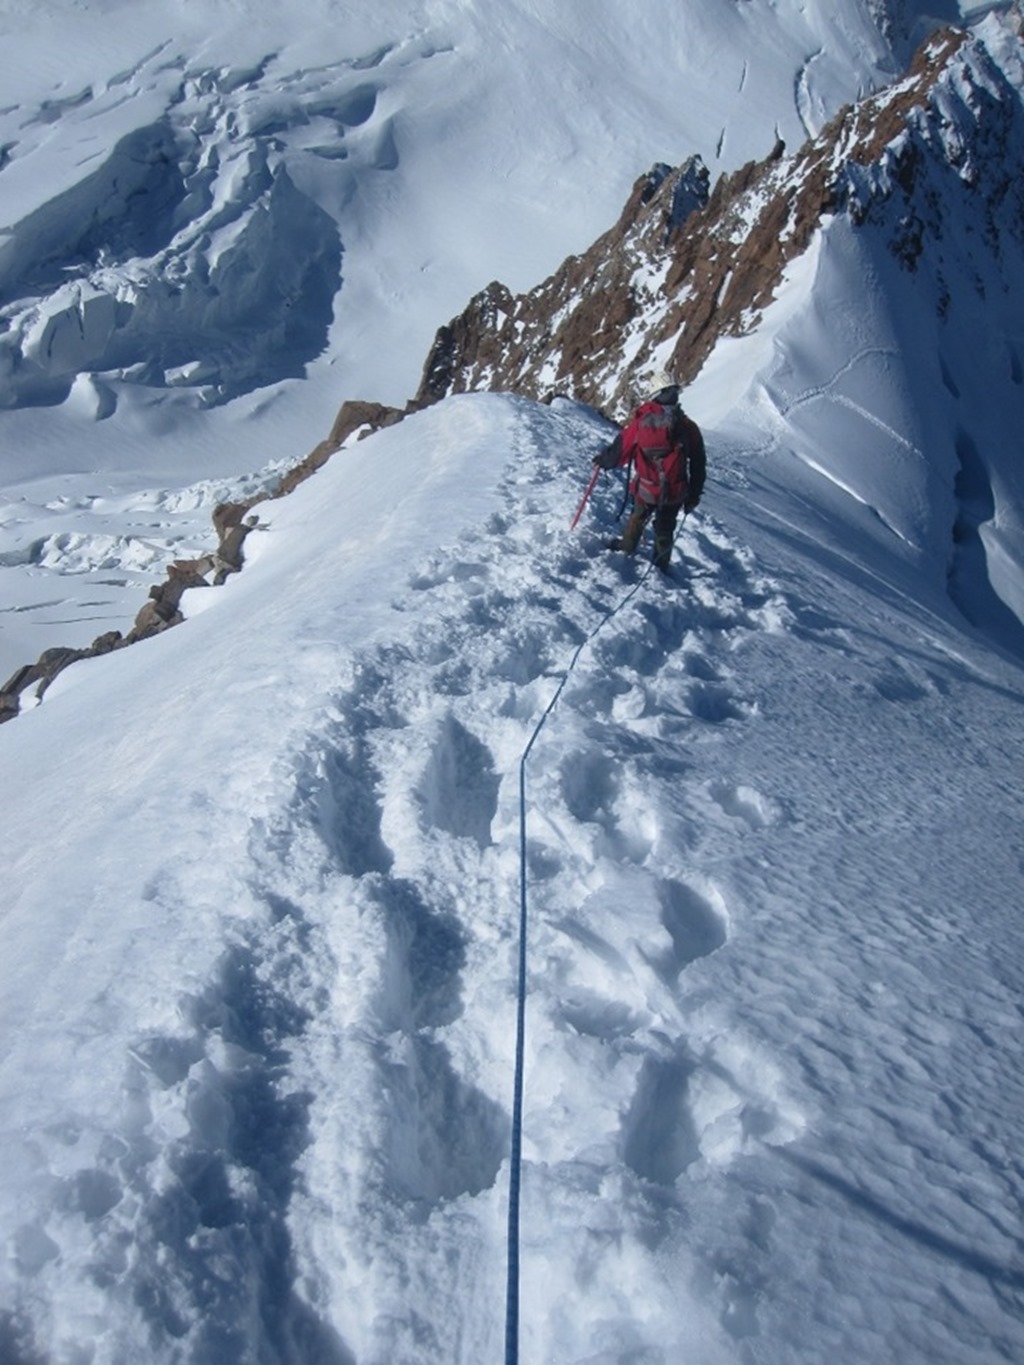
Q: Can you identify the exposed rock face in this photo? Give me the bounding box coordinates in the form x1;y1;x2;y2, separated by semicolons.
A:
414;155;714;416
270;398;413;499
0;396;422;722
411;24;1024;419
0;384;431;721
833;24;1024;279
1;632;124;718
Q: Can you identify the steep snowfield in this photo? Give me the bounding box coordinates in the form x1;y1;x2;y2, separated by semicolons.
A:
2;381;1023;1362
731;23;1024;669
0;0;928;680
3;3;1024;1363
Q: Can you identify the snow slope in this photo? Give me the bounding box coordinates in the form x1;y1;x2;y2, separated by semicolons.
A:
3;3;1024;1363
690;13;1024;672
0;0;960;681
2;379;1024;1362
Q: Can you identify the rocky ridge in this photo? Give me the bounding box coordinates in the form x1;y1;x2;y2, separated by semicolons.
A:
4;14;1024;720
413;22;1024;419
0;399;394;721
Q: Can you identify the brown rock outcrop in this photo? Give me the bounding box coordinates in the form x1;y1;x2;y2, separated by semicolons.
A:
410;27;982;419
0;510;261;720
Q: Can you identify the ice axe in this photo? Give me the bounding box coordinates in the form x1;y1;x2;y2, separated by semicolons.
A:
569;465;601;530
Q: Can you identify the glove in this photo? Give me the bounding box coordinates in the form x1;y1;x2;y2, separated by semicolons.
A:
684;494;701;513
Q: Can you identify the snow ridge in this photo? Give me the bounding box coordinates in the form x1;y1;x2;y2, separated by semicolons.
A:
4;6;1024;1362
0;399;805;1362
253;403;804;1361
3;382;1024;1360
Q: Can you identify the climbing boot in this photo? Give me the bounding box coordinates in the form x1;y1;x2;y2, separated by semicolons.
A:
619;509;647;555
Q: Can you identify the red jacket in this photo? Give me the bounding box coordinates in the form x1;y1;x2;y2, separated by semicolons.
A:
596;400;706;508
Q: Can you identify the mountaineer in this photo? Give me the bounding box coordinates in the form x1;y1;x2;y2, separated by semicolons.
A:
593;369;705;570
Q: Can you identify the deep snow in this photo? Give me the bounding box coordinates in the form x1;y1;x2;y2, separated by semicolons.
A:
0;0;929;682
3;383;1023;1363
2;2;1024;1363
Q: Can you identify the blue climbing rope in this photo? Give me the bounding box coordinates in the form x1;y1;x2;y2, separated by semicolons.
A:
504;547;660;1365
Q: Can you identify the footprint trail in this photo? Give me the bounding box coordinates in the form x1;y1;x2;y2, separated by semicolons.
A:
3;398;807;1363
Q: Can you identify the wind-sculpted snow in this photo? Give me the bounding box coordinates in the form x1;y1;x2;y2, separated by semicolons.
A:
3;394;1022;1362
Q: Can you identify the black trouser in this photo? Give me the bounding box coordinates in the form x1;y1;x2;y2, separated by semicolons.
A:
620;500;681;567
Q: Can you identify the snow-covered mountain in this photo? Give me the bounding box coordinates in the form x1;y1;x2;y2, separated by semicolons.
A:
2;3;1024;1363
411;14;1024;663
0;0;949;682
415;25;1023;413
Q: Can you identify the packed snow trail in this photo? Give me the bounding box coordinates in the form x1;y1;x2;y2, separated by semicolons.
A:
257;400;797;1364
2;395;1023;1363
507;487;671;1362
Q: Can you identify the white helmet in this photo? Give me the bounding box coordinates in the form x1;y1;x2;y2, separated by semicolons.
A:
645;367;679;400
